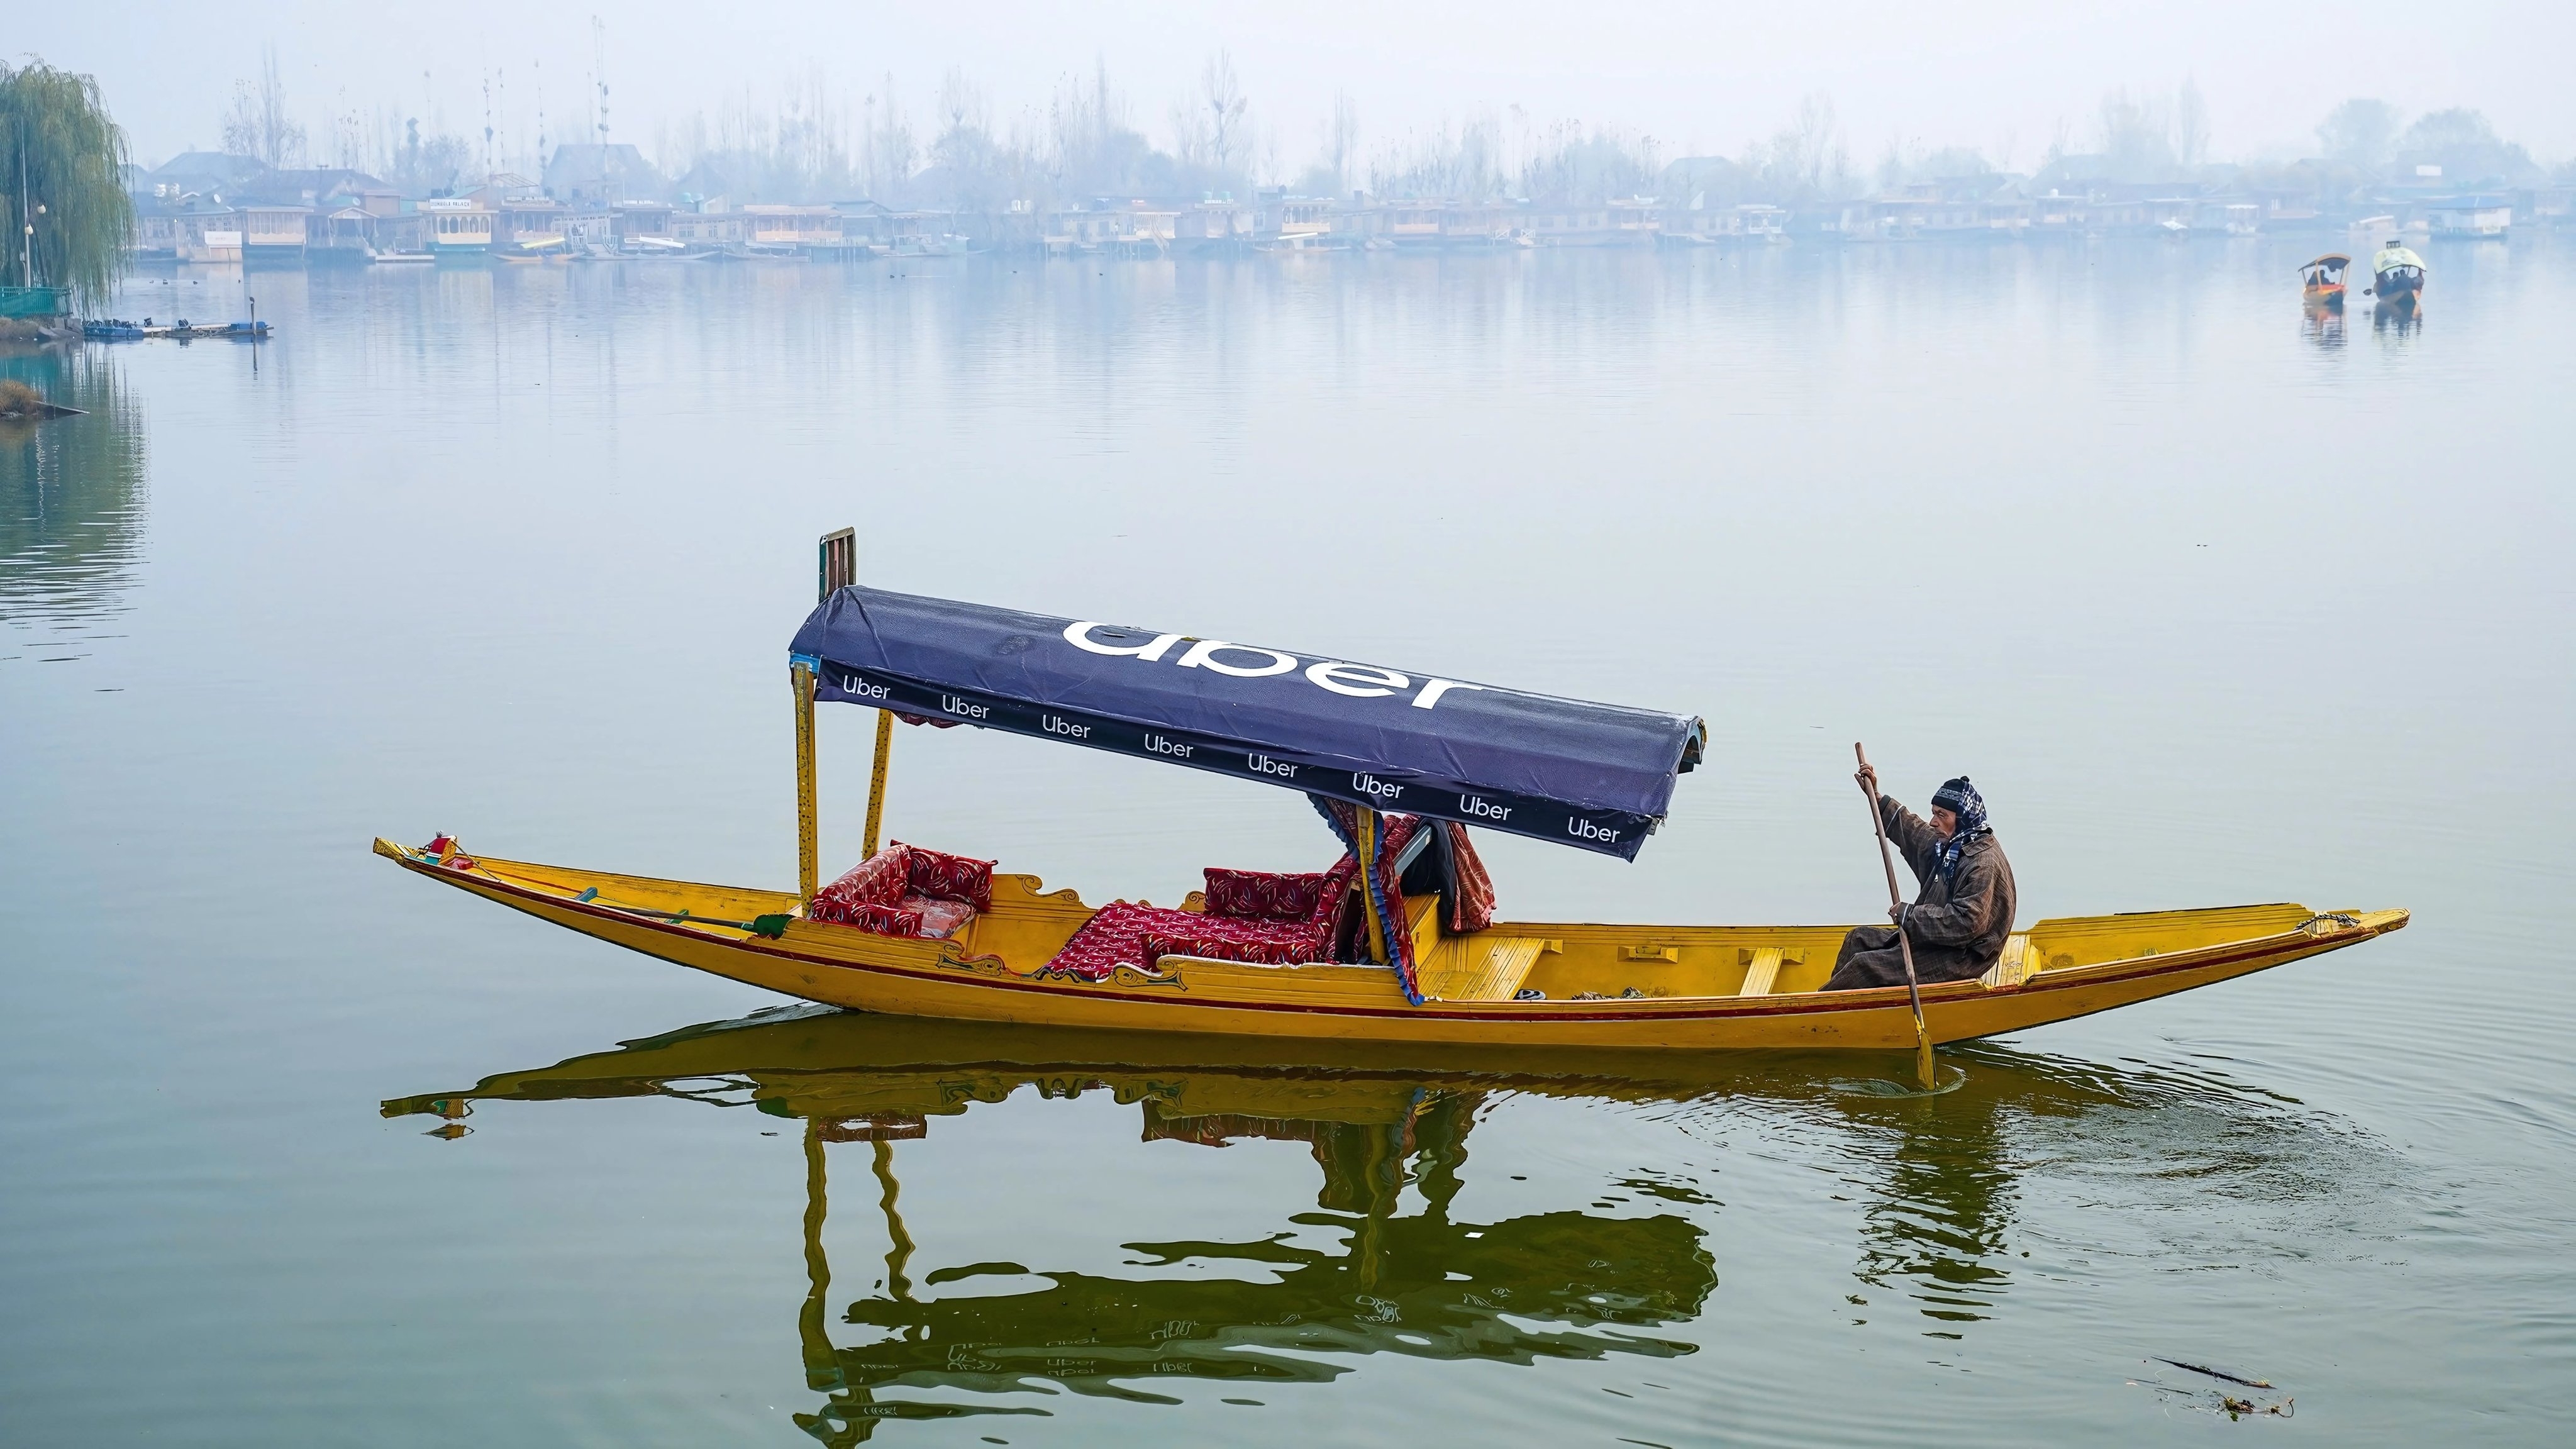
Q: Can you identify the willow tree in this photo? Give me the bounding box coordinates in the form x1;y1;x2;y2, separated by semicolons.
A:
1;60;135;309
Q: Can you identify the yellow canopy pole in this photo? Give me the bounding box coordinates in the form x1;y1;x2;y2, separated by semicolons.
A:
1355;807;1388;964
804;526;859;890
794;662;819;906
862;707;893;858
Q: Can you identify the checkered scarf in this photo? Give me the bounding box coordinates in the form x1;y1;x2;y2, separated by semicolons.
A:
1930;777;1990;880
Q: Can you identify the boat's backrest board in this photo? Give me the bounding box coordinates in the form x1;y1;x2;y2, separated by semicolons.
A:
955;872;1110;969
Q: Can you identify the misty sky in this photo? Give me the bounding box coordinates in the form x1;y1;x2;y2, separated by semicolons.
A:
24;2;2574;172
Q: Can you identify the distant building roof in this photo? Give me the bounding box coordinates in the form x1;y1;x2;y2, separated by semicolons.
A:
545;143;665;202
237;168;387;205
149;151;269;185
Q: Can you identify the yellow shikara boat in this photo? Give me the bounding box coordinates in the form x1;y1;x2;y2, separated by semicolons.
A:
382;533;2404;1055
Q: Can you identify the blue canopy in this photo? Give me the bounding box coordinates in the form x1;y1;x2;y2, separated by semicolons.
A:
791;587;1702;860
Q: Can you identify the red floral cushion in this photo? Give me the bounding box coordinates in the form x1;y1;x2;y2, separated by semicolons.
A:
1141;929;1323;967
1045;899;1338;981
897;841;994;910
809;899;923;935
816;846;913;911
904;894;977;940
1202;868;1335;921
1041;901;1167;981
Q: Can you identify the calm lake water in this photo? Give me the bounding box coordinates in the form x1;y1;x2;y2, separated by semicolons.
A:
4;238;2572;1445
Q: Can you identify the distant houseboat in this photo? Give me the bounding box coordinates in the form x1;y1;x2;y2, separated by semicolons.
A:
2426;196;2511;238
421;198;496;259
241;205;314;265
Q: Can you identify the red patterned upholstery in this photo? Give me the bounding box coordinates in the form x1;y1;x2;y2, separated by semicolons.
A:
1203;868;1335;921
809;899;922;935
811;842;990;940
1046;856;1359;980
1441;823;1497;933
1141;928;1318;967
904;894;977;940
898;841;994;911
817;847;913;912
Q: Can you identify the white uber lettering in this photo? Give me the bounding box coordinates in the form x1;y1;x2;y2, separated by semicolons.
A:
941;694;990;719
1353;773;1405;801
1145;733;1194;758
1175;639;1299;678
1041;714;1091;739
1306;662;1410;698
1411;679;1489;710
1568;818;1621;844
1248;753;1298;778
1063;621;1184;661
1460;794;1511;821
837;674;891;701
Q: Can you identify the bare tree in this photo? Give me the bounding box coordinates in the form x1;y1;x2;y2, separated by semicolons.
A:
2175;79;2209;169
1326;89;1359;195
938;67;988;148
1748;93;1847;201
1200;51;1247;178
860;75;915;201
221;45;307;167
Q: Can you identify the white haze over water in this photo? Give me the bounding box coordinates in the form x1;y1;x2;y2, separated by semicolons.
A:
27;1;2576;172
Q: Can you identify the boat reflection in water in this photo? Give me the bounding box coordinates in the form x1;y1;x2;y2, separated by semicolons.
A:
386;1009;2392;1438
2373;298;2424;337
387;1009;1722;1441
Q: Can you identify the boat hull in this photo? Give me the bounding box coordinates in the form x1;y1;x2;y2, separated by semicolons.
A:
379;838;2405;1052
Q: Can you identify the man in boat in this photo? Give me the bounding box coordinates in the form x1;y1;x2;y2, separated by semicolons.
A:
1825;772;2017;992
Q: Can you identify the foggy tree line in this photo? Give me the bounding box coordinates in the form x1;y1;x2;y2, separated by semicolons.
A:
192;51;2567;209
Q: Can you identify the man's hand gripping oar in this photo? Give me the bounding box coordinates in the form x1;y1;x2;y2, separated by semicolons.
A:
1855;743;1940;1092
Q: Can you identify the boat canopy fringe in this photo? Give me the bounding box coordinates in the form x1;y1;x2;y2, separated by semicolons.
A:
789;587;1704;859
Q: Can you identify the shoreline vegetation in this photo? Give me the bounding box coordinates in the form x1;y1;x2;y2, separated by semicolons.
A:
9;46;2562;300
121;55;2567;270
2;61;134;310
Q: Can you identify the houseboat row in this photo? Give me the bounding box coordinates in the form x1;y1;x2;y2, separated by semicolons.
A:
128;177;2560;270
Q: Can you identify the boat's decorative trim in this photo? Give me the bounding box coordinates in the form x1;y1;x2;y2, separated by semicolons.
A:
391;849;2397;1030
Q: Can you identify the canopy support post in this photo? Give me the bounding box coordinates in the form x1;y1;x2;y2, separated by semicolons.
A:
863;707;893;858
794;663;819;906
802;526;859;902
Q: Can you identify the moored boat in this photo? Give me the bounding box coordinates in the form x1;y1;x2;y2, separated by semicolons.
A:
79;317;270;341
2301;253;2350;310
382;533;2404;1055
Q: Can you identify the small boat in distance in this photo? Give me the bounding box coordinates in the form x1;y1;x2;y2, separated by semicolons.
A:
499;235;572;264
2301;254;2350;310
379;531;2406;1062
2371;240;2427;310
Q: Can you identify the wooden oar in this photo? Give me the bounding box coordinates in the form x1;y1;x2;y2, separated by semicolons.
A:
1855;743;1940;1092
570;887;791;938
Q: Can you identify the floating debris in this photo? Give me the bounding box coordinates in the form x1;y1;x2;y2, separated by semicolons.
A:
2154;1357;2275;1389
2133;1358;2294;1419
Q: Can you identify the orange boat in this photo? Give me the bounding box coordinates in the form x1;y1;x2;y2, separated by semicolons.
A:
2301;253;2350;310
